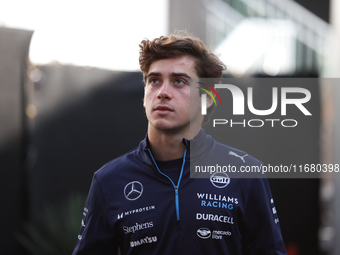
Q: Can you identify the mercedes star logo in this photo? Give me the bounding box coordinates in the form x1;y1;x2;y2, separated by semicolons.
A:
124;181;143;201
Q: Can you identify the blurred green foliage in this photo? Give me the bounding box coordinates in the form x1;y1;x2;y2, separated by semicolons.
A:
17;194;86;255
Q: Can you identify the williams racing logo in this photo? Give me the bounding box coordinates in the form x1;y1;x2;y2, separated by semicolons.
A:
197;193;239;211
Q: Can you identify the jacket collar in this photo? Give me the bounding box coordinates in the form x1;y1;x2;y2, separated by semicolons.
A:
139;128;214;166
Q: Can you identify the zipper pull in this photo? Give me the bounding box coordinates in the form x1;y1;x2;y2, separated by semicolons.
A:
174;186;180;220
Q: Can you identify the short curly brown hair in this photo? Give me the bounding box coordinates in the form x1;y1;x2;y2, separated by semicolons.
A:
139;33;226;124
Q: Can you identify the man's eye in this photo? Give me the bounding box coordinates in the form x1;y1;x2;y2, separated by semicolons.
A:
175;79;186;85
149;78;160;84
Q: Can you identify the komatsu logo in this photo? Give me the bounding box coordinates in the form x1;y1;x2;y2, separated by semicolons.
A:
130;236;157;248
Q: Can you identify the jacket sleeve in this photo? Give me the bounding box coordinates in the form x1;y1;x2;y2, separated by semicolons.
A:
72;175;118;255
241;178;287;255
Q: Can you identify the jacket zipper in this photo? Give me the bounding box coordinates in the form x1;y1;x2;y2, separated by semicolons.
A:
147;148;187;221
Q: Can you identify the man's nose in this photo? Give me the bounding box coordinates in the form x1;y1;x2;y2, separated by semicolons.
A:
157;81;172;99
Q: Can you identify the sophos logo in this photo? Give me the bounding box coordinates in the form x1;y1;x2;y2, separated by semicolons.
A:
198;83;312;128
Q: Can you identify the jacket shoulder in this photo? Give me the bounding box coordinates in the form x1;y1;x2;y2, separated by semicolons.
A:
214;140;263;166
94;146;140;182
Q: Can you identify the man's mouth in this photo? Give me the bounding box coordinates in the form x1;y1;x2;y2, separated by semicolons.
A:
154;105;174;114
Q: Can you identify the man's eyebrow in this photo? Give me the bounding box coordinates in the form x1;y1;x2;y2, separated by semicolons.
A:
146;72;192;80
146;72;161;78
170;72;192;80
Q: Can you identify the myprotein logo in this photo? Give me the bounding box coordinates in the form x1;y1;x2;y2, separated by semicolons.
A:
117;205;155;220
199;83;312;128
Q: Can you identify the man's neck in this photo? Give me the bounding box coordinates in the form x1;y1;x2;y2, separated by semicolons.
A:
148;124;203;161
147;127;186;161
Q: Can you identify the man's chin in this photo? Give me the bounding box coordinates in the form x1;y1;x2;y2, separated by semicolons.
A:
154;124;177;133
151;121;188;133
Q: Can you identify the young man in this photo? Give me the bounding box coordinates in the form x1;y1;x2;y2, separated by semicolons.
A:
73;34;287;254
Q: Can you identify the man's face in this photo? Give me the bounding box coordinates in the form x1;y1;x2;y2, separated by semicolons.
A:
143;56;203;135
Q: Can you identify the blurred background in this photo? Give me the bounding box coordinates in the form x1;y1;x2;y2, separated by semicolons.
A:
1;0;340;254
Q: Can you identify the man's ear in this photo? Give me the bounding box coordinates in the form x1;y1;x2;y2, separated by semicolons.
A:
143;88;146;107
206;92;215;108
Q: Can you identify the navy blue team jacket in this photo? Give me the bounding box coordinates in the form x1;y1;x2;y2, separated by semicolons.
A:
73;129;287;255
